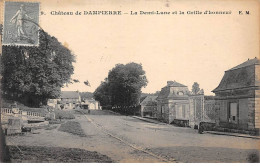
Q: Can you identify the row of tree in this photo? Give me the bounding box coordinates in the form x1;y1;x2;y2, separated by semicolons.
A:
93;63;148;108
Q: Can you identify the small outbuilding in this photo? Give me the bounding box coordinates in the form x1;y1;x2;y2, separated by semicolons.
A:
140;96;157;117
157;81;190;124
83;98;101;110
156;81;218;127
212;58;260;130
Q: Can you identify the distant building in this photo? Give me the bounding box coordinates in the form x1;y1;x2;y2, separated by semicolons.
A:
157;81;190;123
47;99;59;109
60;91;81;109
213;58;260;130
140;96;157;117
156;81;216;127
47;91;81;110
82;98;101;110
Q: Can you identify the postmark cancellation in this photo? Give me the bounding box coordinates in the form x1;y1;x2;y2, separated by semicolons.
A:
2;1;40;46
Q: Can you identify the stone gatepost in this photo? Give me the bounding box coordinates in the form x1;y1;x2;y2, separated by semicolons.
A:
7;118;22;135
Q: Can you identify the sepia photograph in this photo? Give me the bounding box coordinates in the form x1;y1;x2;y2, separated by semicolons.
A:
0;0;259;163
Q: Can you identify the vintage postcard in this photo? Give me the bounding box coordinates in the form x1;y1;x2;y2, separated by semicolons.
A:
0;0;259;164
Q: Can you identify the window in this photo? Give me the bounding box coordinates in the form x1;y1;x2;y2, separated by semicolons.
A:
177;91;184;95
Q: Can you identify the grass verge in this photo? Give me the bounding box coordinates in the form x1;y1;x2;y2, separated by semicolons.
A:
58;121;86;137
7;145;113;162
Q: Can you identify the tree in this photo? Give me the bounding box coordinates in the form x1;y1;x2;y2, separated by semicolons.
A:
106;63;148;107
93;80;111;107
94;63;148;109
79;92;93;100
200;89;204;95
1;30;75;107
192;82;200;95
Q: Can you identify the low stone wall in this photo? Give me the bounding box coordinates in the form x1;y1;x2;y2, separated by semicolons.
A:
198;121;259;136
1;108;46;122
198;122;216;134
213;126;259;136
1;108;49;134
171;119;189;127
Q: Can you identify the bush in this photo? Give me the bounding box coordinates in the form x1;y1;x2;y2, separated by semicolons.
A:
48;120;62;124
102;105;112;110
54;110;75;120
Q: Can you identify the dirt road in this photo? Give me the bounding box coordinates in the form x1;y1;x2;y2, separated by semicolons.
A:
5;110;260;162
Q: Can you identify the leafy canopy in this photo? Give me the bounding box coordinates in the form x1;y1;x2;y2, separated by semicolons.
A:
192;82;200;95
1;30;75;107
94;62;148;107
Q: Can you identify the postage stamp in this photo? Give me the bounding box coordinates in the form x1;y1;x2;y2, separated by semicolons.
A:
2;1;40;46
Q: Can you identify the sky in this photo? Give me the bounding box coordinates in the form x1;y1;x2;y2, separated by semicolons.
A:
2;0;259;95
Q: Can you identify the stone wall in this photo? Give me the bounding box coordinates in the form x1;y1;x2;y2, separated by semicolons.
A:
189;99;195;127
156;101;163;120
162;103;170;123
141;106;157;117
248;98;256;129
255;90;260;129
168;103;175;124
238;98;249;129
219;100;228;123
214;100;221;126
214;97;257;130
204;100;216;123
156;101;169;123
188;95;204;126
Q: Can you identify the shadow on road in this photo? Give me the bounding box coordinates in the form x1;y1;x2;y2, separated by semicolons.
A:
74;109;121;116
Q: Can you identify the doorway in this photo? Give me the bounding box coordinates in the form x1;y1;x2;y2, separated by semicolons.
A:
229;103;238;124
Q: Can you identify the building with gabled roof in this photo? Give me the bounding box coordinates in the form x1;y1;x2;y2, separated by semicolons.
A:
140;95;157;117
47;91;81;110
213;57;260;130
60;91;81;100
